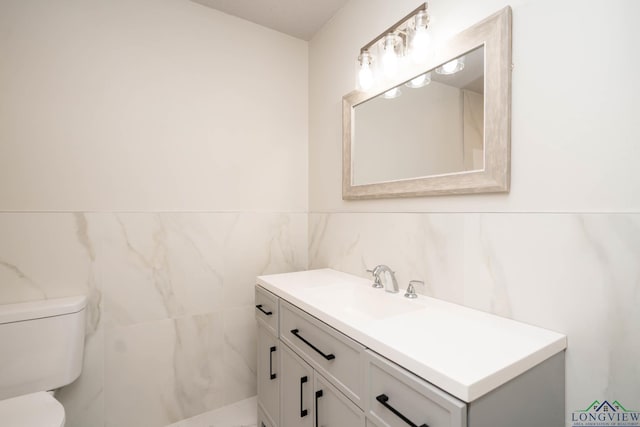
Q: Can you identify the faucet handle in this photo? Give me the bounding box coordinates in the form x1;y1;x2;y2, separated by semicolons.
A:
366;266;384;288
404;280;423;299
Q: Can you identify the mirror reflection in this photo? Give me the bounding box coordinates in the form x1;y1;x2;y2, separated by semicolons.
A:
352;46;485;186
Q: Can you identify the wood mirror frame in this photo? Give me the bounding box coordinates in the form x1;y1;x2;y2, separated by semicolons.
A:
343;7;512;199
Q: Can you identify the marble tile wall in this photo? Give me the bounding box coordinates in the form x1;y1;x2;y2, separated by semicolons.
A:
4;209;637;426
166;396;257;427
309;212;640;420
0;212;307;427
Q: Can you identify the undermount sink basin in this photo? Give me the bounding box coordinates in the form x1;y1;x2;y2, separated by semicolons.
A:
301;283;423;320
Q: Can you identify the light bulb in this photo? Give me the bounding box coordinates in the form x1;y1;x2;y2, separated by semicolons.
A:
357;51;374;91
442;59;460;73
405;72;431;89
358;62;374;91
382;87;401;99
382;33;399;78
410;10;431;63
436;56;465;75
410;29;431;63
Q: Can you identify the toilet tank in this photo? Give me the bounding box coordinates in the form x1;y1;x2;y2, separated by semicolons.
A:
0;296;87;400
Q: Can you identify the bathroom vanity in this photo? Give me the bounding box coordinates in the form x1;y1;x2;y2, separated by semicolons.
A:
255;269;566;427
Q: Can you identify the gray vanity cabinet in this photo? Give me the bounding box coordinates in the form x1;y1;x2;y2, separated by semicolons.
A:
256;287;281;427
258;405;276;427
280;337;366;427
279;300;366;408
365;351;466;427
255;286;279;335
257;324;280;426
256;286;367;427
315;371;366;426
363;349;565;427
280;344;315;427
256;283;564;427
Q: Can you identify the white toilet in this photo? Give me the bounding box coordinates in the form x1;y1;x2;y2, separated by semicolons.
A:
0;296;87;427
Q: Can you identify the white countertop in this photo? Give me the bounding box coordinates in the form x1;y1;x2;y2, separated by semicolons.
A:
256;268;567;402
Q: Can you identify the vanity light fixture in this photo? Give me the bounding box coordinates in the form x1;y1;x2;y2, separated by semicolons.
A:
435;56;465;75
356;3;431;91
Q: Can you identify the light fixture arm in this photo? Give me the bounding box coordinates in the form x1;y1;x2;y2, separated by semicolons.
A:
359;3;428;54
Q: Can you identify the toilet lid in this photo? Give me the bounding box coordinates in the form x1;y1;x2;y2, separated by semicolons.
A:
0;391;65;427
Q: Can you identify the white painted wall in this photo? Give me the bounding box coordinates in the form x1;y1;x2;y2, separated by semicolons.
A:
0;0;307;212
310;0;640;212
0;1;309;426
308;0;640;424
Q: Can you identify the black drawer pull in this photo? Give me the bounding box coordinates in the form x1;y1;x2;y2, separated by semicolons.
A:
269;346;277;380
300;376;308;417
256;304;273;316
376;394;429;427
290;329;336;361
315;390;323;427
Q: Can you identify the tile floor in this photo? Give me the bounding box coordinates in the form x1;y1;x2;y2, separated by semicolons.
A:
165;396;257;427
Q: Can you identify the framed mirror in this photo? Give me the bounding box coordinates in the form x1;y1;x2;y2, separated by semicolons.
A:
343;7;512;199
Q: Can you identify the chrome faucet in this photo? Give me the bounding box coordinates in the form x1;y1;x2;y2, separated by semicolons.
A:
366;265;384;288
404;280;422;299
372;265;399;293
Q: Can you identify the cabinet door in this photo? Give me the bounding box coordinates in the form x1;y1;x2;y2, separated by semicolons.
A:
258;325;280;425
258;403;276;427
281;344;314;427
315;373;365;427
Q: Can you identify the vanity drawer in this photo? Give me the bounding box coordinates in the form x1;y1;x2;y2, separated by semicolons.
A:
280;300;366;408
255;286;279;335
365;351;466;427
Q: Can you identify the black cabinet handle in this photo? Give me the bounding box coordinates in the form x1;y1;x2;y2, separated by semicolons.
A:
376;394;429;427
300;376;308;417
269;346;277;380
256;304;273;316
315;390;323;427
290;329;336;361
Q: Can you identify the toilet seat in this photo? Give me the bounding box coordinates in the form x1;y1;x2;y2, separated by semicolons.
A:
0;391;65;427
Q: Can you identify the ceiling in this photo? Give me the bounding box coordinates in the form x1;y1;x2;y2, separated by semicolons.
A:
189;0;350;41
